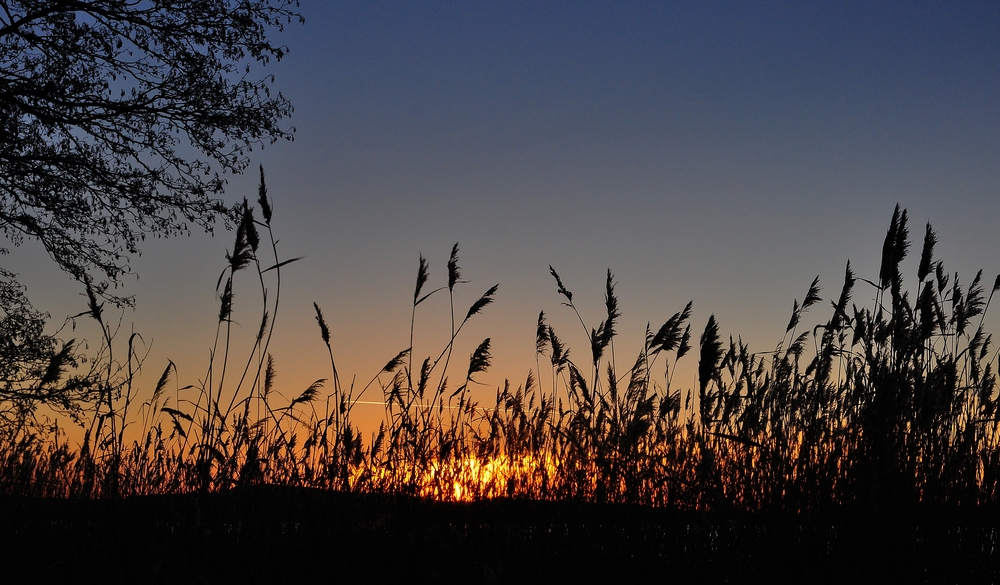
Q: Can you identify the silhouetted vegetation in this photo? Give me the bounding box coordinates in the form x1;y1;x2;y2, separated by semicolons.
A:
0;2;302;437
1;189;998;581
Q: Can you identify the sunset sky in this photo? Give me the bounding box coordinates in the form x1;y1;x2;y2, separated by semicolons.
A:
7;1;1000;433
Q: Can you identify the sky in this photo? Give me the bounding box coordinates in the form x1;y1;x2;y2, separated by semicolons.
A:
7;1;1000;435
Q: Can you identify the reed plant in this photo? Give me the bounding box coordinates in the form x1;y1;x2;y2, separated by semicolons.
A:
0;198;997;516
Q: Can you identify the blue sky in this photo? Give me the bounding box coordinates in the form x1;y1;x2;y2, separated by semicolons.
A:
9;1;1000;431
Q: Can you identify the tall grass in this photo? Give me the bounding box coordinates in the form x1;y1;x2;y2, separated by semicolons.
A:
1;195;997;514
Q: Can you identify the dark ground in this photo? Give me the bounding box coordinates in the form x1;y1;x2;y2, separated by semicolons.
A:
0;487;996;584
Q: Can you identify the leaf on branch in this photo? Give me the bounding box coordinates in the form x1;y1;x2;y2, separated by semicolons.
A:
261;256;303;273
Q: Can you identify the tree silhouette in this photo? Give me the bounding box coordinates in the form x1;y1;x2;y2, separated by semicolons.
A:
0;0;301;302
0;0;301;425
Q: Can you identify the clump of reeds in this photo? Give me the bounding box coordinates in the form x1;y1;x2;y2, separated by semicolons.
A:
0;199;997;515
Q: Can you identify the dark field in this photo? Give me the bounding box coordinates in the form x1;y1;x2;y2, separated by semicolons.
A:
2;488;997;584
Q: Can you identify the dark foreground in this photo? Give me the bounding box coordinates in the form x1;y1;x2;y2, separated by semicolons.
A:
1;487;997;584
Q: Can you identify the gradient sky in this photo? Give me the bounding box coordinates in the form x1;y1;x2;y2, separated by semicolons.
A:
7;1;1000;434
